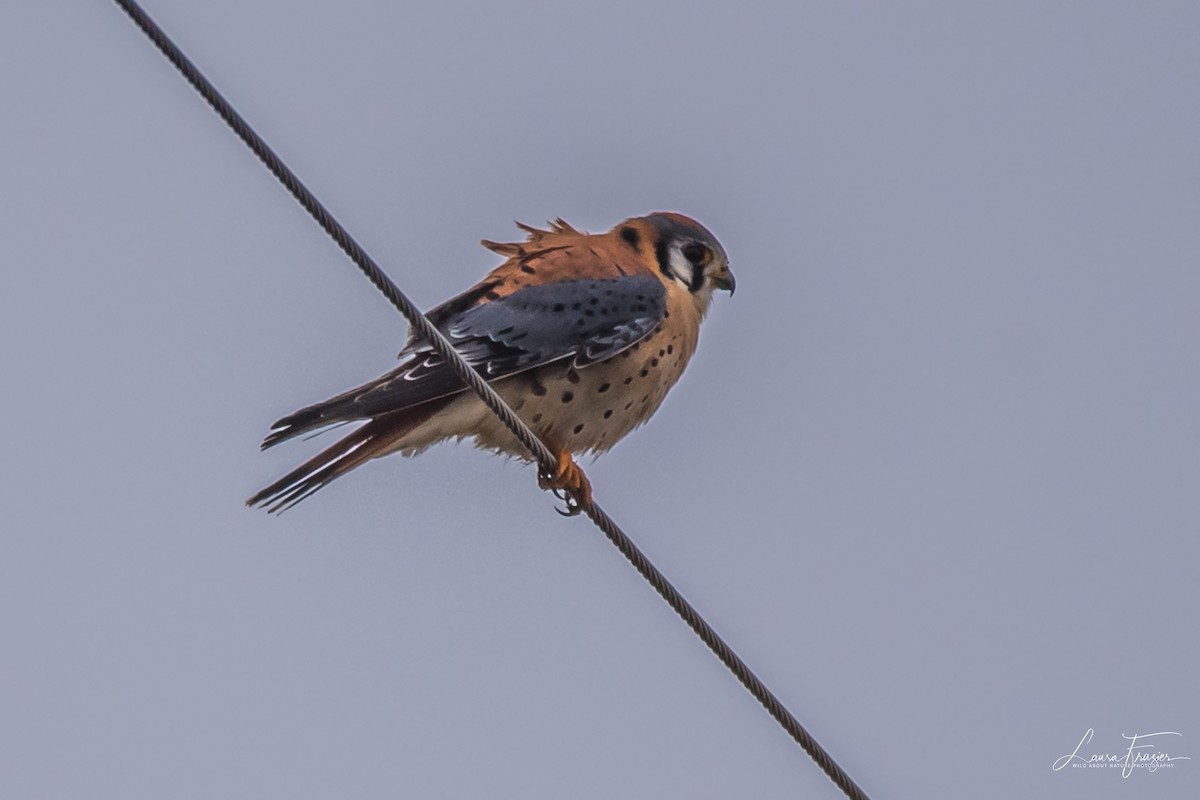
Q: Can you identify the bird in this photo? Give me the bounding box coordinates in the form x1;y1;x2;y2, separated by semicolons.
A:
247;212;734;514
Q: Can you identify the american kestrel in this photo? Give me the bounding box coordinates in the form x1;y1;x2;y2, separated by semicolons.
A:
247;212;734;513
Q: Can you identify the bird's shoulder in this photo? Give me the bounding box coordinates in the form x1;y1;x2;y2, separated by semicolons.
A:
471;218;659;302
405;219;669;367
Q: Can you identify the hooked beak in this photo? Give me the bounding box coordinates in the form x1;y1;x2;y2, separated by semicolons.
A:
712;269;736;295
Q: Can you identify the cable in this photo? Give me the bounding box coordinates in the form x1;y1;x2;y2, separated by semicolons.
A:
112;3;871;798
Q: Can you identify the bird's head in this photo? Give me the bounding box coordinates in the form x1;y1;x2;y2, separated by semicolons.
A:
619;213;735;305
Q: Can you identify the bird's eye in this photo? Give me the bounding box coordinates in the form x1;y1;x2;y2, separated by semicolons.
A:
682;243;708;265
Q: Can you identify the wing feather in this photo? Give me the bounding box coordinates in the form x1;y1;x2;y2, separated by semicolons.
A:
442;276;665;371
263;275;665;447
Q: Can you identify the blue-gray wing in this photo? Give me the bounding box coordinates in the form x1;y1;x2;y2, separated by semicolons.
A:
440;276;665;374
261;276;665;447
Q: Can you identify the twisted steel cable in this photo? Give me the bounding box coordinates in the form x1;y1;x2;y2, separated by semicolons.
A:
112;3;871;798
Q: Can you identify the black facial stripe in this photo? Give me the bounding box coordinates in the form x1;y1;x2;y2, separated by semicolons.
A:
654;240;706;292
654;238;672;280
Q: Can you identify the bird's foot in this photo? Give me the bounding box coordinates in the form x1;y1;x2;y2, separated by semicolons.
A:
538;450;592;516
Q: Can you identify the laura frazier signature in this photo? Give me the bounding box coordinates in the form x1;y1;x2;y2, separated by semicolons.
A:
1053;728;1190;777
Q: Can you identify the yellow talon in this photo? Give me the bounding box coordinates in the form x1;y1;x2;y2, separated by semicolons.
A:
538;450;592;515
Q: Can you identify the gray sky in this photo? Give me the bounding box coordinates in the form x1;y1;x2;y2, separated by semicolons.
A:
3;2;1197;798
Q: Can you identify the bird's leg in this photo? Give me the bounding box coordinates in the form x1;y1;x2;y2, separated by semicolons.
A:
537;449;592;516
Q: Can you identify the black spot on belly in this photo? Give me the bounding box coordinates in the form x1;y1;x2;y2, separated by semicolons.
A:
623;376;633;385
531;413;543;423
603;409;613;419
666;344;674;355
566;369;580;384
598;382;611;393
639;368;649;378
650;358;659;367
561;391;574;403
520;264;536;274
532;382;547;396
573;423;585;434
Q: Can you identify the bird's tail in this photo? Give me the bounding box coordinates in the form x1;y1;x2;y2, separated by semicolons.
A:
246;403;443;513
